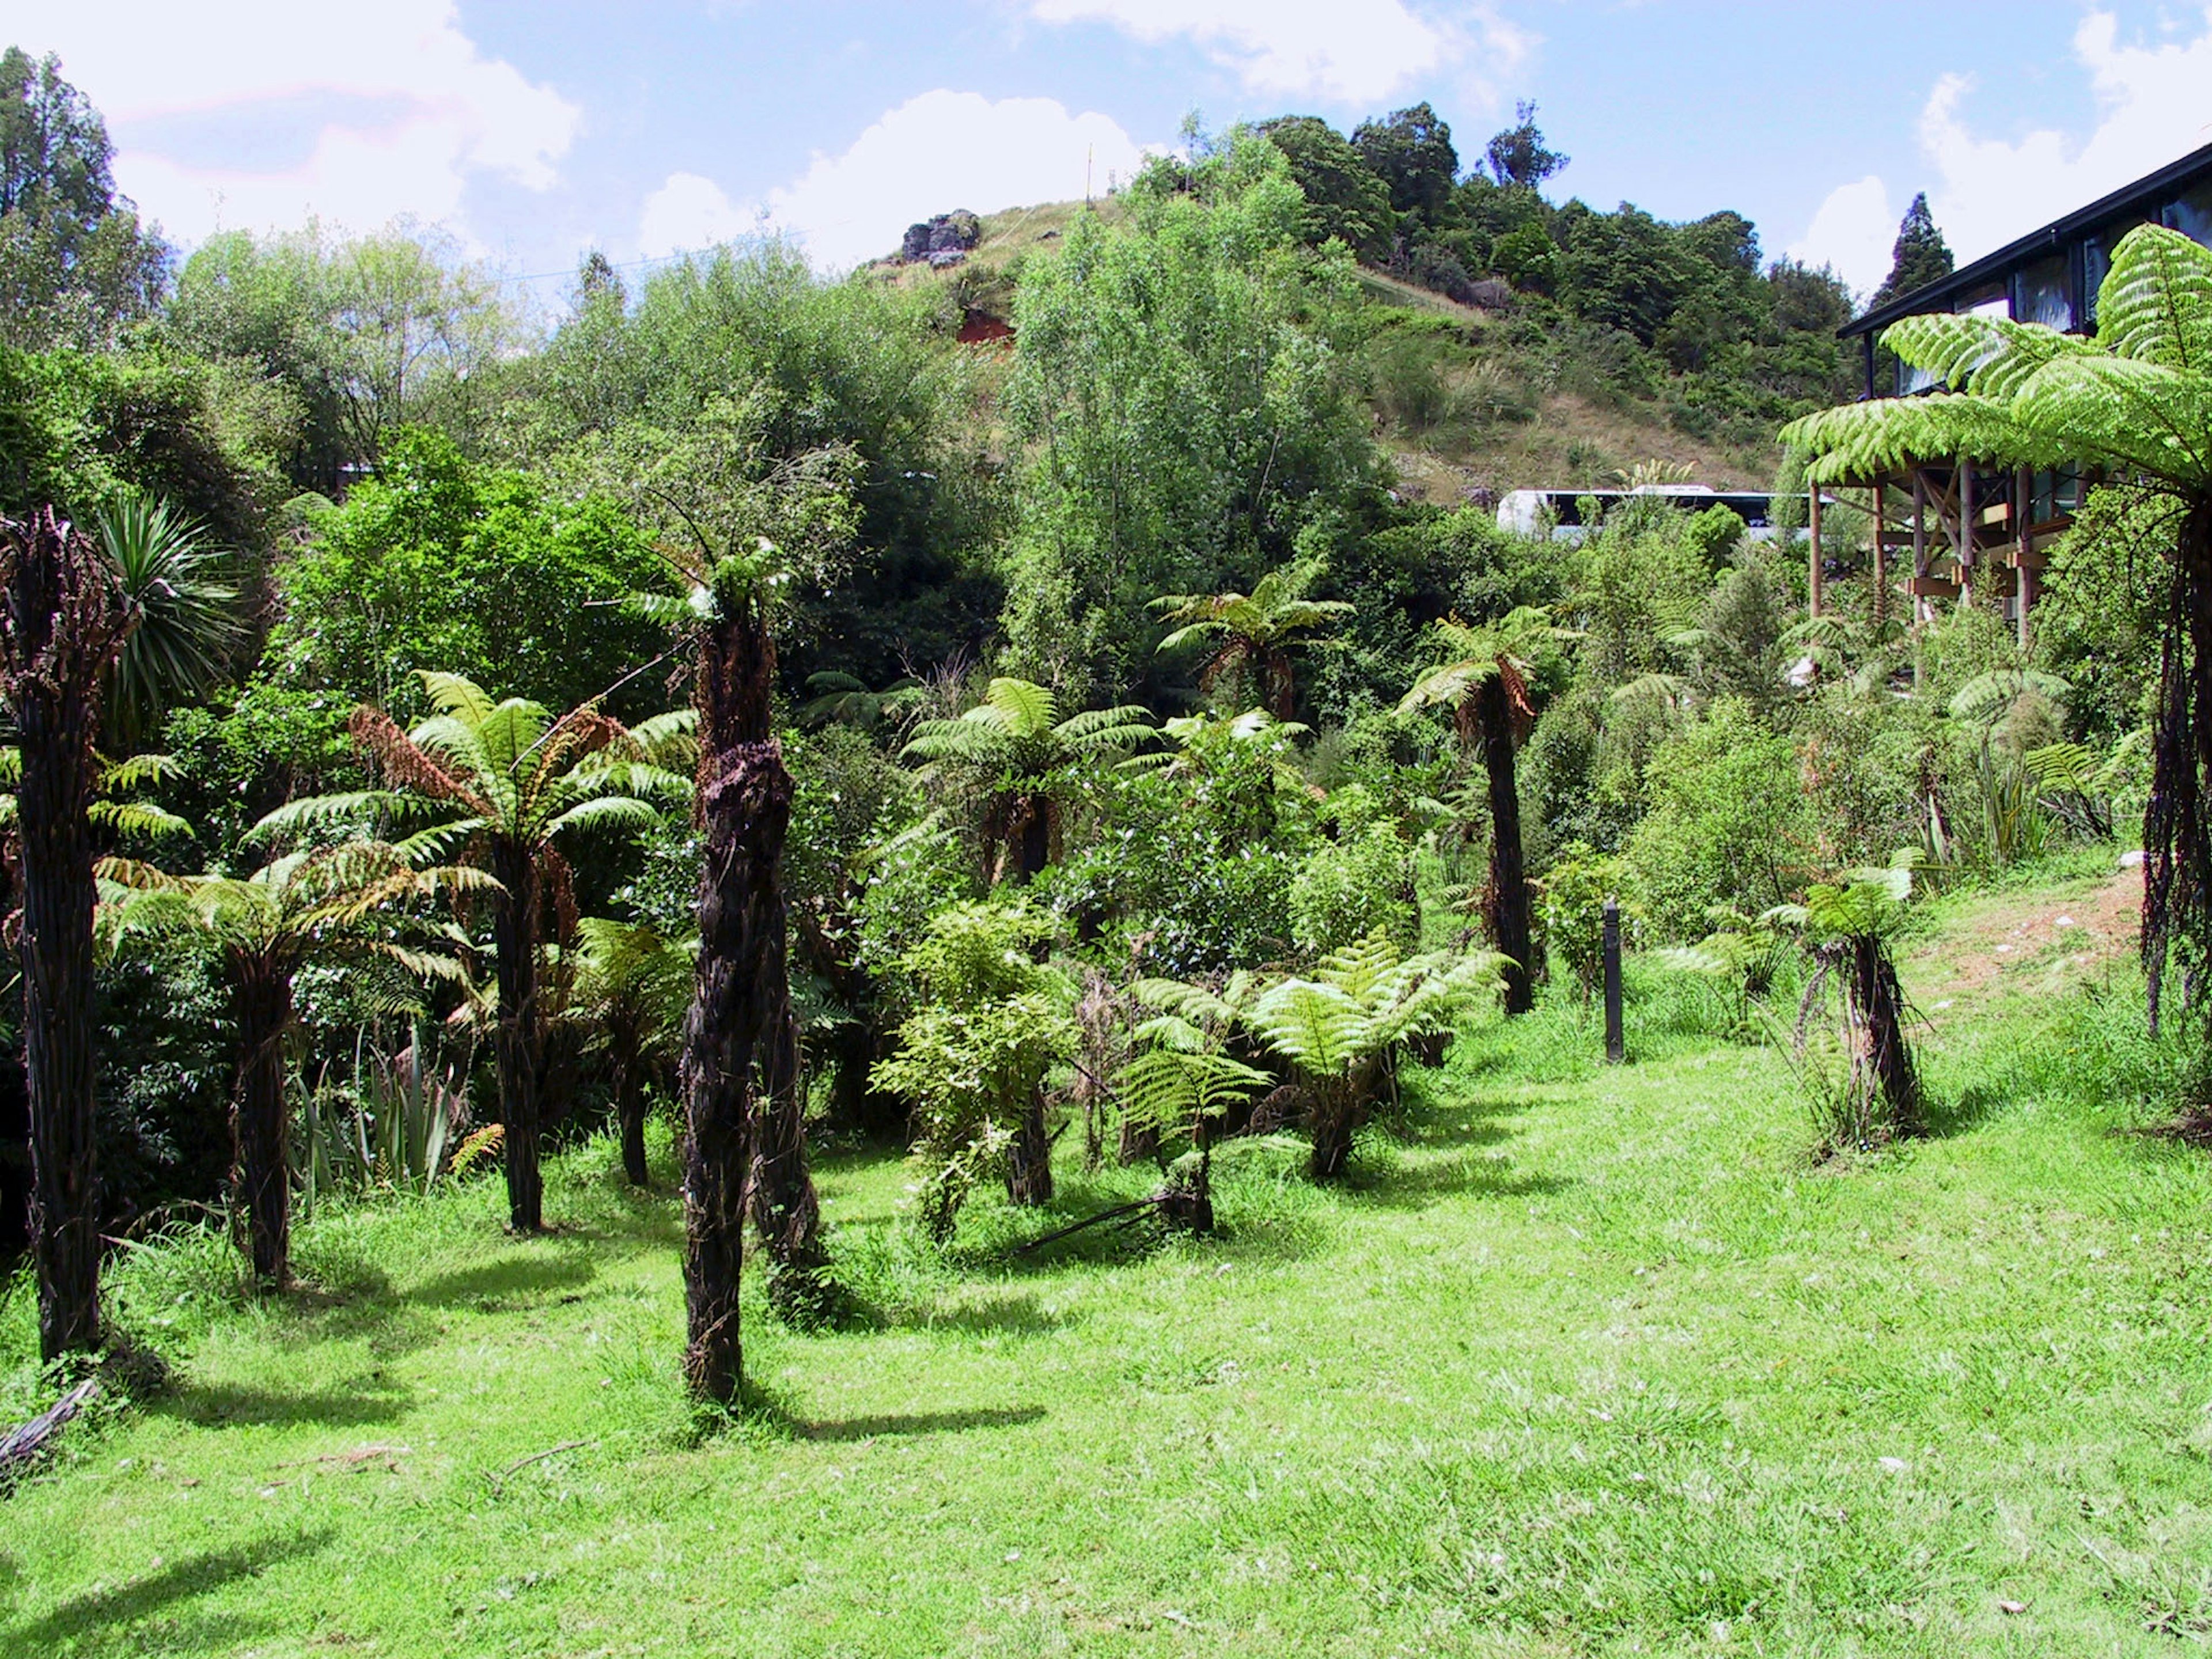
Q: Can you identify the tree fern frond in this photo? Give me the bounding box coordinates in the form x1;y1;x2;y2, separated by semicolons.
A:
2094;223;2212;373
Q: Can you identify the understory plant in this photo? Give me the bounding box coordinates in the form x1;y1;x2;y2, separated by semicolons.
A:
1770;864;1921;1153
870;901;1075;1240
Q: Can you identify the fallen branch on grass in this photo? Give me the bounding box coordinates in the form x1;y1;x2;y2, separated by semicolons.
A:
0;1378;98;1488
487;1438;597;1496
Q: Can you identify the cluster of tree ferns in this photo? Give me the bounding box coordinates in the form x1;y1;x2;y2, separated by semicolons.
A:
4;50;2206;1399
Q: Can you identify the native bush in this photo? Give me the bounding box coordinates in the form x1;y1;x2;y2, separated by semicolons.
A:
1626;698;1810;940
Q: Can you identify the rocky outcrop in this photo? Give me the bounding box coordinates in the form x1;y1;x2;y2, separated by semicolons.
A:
900;210;982;266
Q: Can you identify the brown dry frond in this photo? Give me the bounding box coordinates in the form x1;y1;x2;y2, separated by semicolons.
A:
350;706;494;817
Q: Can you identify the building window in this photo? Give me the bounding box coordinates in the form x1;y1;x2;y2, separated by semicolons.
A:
2166;180;2212;248
1955;280;2009;319
2014;255;2071;330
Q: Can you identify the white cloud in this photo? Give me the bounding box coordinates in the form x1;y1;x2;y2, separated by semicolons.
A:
640;90;1155;270
638;172;757;260
0;0;579;244
1791;7;2212;297
1786;174;1894;293
1026;0;1528;107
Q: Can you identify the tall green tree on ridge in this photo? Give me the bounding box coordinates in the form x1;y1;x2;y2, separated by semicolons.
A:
1869;192;1953;310
1150;558;1354;720
1399;607;1570;1015
260;672;692;1233
0;508;135;1360
1782;224;2212;1047
110;843;486;1286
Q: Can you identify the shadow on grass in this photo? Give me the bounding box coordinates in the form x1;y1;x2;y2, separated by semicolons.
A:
409;1252;598;1312
799;1404;1046;1442
151;1370;413;1430
1356;1150;1578;1210
2;1529;332;1657
878;1292;1073;1339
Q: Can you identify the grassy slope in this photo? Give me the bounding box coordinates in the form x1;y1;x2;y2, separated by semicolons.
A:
885;198;1779;506
5;866;2211;1657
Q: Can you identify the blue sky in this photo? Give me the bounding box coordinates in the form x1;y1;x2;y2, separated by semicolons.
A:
9;2;2211;306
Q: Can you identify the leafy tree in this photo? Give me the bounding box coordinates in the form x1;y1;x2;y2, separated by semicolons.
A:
1259;116;1394;261
110;844;482;1285
1351;102;1460;232
570;917;690;1187
902;677;1154;882
1151;558;1353;719
93;491;244;751
0;48;167;348
261;672;690;1233
268;429;670;718
1869;192;1953;309
0;509;135;1359
1399;607;1569;1012
1783;225;2212;1043
1001;133;1375;692
1484;101;1570;192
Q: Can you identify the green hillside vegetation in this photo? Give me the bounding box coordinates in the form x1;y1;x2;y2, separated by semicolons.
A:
3;46;2211;1659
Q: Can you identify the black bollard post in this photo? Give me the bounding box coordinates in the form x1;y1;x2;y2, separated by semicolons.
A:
1601;897;1624;1065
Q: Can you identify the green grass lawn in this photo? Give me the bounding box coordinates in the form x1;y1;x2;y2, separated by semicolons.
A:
5;876;2211;1656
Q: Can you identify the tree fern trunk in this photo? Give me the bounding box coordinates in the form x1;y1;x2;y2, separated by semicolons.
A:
491;840;544;1233
1480;674;1535;1014
2144;501;2212;1042
681;576;789;1404
3;512;128;1363
1005;1089;1053;1205
751;1005;834;1323
1849;934;1921;1136
1308;1079;1355;1181
229;954;294;1286
611;1048;649;1186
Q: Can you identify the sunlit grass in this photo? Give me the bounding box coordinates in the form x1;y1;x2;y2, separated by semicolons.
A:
3;892;2209;1656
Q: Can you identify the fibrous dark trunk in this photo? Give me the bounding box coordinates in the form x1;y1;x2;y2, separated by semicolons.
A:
1847;934;1921;1135
490;840;545;1232
681;575;817;1402
609;1040;649;1186
751;1004;834;1323
2143;501;2212;1041
1005;1089;1053;1205
2;512;131;1362
1479;674;1535;1014
1308;1077;1356;1181
228;952;294;1286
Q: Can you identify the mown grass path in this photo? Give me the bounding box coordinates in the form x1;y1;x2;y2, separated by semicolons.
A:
4;882;2210;1656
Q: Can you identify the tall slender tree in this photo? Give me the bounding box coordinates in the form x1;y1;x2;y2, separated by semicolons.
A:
675;540;802;1399
261;674;689;1232
1399;608;1567;1014
0;510;134;1360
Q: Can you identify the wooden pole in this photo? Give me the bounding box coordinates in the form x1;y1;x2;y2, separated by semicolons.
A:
1602;898;1624;1066
1807;489;1823;618
2015;465;2034;652
1869;486;1886;626
1959;458;1975;609
1911;469;1929;690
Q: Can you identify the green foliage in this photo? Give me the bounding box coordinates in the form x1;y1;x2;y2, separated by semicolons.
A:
1870;192;1955;311
1626;699;1808;939
1536;841;1632;996
93;490;245;751
1000;131;1376;692
1260;116;1394;261
869;902;1074;1240
1289;815;1416;955
268;429;671;718
0;47;166;349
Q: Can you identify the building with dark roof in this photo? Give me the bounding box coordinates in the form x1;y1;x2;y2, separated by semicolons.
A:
1816;141;2212;643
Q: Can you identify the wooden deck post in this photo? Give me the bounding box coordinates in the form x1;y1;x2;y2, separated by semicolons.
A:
1869;486;1885;626
1807;489;1823;618
1959;458;1975;609
2014;465;2035;652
